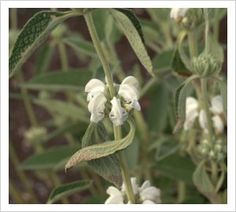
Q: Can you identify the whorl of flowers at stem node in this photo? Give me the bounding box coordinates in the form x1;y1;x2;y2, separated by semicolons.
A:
191;52;222;77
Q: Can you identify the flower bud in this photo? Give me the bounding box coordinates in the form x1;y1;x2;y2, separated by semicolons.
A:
191;52;222;77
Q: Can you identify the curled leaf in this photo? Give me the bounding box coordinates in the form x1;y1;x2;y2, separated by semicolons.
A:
65;119;135;171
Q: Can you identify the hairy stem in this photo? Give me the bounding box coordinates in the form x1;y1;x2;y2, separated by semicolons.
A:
84;12;135;203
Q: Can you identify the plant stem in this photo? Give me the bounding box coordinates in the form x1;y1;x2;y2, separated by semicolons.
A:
188;30;198;57
200;78;214;140
84;12;135;203
114;126;136;203
10;142;38;203
204;9;210;53
58;42;69;71
84;12;115;97
176;181;186;203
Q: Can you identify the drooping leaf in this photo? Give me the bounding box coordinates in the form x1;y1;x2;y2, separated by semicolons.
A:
20;146;78;170
73;122;122;187
110;9;154;76
34;99;88;123
193;160;215;194
155;154;195;184
173;75;198;133
65;119;135;171
21;69;93;91
47;180;91;204
9;10;78;77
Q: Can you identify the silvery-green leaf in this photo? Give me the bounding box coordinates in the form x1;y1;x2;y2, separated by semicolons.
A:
193;160;215;194
65;119;135;171
110;9;154;76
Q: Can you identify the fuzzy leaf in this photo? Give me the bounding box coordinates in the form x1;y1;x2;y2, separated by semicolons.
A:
193;161;215;194
34;99;88;123
64;35;97;58
65;119;135;171
9;10;77;78
21;69;92;91
110;9;154;76
47;180;91;204
20;146;78;170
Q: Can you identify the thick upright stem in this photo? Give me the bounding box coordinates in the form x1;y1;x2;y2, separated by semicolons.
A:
84;12;135;203
84;13;115;97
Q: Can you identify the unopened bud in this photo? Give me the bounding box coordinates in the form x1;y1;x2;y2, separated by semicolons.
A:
191;52;222;77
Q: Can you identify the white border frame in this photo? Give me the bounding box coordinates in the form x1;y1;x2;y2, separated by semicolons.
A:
1;1;235;211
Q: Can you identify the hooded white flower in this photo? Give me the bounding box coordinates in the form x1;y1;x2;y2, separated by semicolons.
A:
85;78;106;102
105;177;161;204
109;97;128;126
210;95;223;115
118;76;141;111
212;115;224;135
184;97;199;130
88;92;107;123
199;110;224;134
170;8;189;21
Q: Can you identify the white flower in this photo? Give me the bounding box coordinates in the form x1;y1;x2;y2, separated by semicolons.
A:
199;110;224;134
105;177;161;204
105;187;124;204
85;79;106;102
109;97;128;126
118;76;141;111
170;8;189;21
184;97;199;130
139;180;161;204
88;92;107;123
210;95;223;115
212;115;224;135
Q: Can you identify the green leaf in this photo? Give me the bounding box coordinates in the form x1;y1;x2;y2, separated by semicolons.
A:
65;119;135;171
153;49;174;71
219;79;227;115
34;99;88;123
193;161;215;194
79;122;122;187
9;10;78;78
146;81;169;132
110;9;154;76
171;31;192;76
153;138;180;161
155;154;195;184
35;43;55;74
20;146;78;170
47;180;91;204
173;75;198;133
64;35;97;58
21;69;93;91
208;36;224;64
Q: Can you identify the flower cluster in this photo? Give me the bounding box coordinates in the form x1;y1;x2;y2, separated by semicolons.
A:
198;139;226;162
184;95;225;134
105;177;161;204
85;76;141;126
170;8;189;23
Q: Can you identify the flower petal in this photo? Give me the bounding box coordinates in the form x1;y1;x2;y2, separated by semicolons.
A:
121;76;139;90
212;115;224;134
107;186;123;197
210;95;223;115
140;180;151;191
142;200;155;204
199;110;208;133
109;97;127;126
140;186;161;202
105;195;124;204
85;79;105;93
